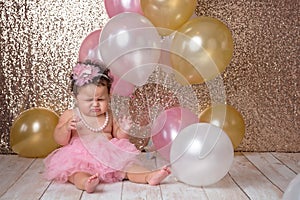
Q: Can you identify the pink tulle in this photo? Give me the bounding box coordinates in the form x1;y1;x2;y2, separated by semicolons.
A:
43;136;140;183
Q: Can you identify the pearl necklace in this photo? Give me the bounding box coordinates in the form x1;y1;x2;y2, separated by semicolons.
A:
76;108;109;132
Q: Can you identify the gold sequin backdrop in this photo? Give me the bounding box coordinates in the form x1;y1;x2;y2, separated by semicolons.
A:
0;0;299;153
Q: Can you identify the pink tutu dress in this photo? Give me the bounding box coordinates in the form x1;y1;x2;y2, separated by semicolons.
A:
43;119;140;183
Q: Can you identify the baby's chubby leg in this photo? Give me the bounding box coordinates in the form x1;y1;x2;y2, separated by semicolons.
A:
146;166;171;185
125;165;171;185
68;172;100;193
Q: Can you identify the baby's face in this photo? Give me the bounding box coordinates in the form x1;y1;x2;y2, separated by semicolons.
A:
76;84;110;117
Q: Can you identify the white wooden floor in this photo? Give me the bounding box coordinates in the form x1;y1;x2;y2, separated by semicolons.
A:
0;152;299;200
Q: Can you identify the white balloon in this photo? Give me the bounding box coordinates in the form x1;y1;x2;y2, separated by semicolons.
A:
283;174;300;200
170;123;234;186
99;12;161;86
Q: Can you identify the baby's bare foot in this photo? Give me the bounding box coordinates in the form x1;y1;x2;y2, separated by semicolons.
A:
85;173;100;193
147;166;171;186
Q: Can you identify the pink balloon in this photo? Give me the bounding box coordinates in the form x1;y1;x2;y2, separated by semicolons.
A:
151;107;198;161
78;29;102;62
104;0;143;18
110;73;135;96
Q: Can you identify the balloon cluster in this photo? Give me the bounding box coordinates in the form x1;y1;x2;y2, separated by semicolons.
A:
79;0;234;88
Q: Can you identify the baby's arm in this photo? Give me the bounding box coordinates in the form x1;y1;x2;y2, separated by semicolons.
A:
112;116;132;139
53;109;77;146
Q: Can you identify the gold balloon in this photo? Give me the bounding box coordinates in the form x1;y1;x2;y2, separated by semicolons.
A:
140;0;197;36
10;107;60;157
170;17;234;84
199;104;245;149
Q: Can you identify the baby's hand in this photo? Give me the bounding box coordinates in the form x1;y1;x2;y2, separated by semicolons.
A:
66;116;80;132
119;115;132;132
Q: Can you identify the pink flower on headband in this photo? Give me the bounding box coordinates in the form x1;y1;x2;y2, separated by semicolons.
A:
72;63;100;86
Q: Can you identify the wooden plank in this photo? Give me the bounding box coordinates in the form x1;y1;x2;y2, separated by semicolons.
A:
156;153;208;200
42;178;123;200
203;174;249;200
272;152;300;173
229;153;283;200
159;175;208;200
1;159;51;200
40;181;82;200
1;153;298;199
0;155;34;197
122;181;162;200
243;152;297;191
121;152;163;199
81;182;123;200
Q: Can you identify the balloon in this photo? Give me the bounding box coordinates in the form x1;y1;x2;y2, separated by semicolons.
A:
170;123;234;186
170;17;234;84
151;107;198;161
158;33;175;73
110;72;135;96
283;174;300;200
141;0;197;36
104;0;143;18
99;12;161;86
78;29;102;62
199;104;245;149
10;108;60;158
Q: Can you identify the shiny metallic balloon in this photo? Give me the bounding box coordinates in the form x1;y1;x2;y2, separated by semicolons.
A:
199;104;245;149
10;107;60;157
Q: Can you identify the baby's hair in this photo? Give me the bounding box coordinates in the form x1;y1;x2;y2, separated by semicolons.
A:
70;60;113;96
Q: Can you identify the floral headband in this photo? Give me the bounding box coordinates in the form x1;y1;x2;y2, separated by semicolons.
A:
72;63;110;86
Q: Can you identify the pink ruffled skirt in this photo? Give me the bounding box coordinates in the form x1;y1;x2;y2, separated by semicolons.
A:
43;136;140;183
